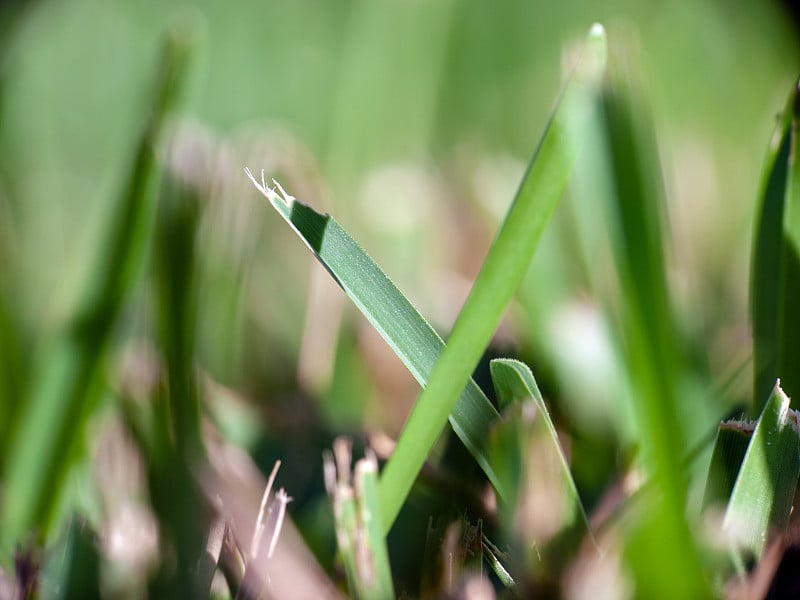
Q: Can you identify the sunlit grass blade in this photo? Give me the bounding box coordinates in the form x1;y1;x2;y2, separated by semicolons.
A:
723;382;800;566
488;359;594;545
596;45;709;596
0;23;193;552
750;81;800;413
377;23;607;533
245;169;506;499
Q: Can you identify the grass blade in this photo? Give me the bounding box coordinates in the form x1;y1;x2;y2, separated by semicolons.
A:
723;382;800;563
596;45;709;596
488;359;594;545
750;81;800;413
377;24;607;533
245;170;506;500
0;23;193;551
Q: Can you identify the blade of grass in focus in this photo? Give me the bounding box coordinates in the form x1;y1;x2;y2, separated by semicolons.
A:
245;169;504;498
751;78;800;413
0;22;194;552
722;382;800;566
377;23;607;533
596;44;709;597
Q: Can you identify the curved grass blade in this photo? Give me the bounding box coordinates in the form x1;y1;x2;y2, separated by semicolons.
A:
0;23;194;551
377;24;607;532
488;359;594;546
245;170;504;498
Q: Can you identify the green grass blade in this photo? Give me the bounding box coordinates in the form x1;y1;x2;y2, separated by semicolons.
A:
723;382;800;562
488;359;594;544
780;83;800;406
751;84;796;413
147;143;208;598
597;47;709;596
377;24;607;533
154;139;204;457
245;170;505;499
0;24;193;551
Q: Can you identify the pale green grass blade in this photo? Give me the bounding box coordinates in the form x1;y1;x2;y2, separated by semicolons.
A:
488;359;594;544
0;25;193;551
723;382;800;562
377;24;607;533
245;170;505;499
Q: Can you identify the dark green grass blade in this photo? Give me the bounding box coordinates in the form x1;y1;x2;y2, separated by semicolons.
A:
597;49;710;597
702;420;754;511
245;170;504;497
148;144;208;598
376;25;607;532
0;25;193;551
751;79;800;413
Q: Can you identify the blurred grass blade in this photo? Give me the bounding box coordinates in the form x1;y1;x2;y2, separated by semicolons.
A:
722;382;800;562
751;80;800;412
701;420;754;511
245;169;505;498
0;288;25;463
488;359;594;544
377;23;607;533
597;45;709;596
325;439;395;600
0;24;193;551
154;129;205;457
147;130;208;598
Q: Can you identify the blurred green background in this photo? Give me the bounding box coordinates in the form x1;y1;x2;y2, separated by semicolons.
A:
0;0;798;596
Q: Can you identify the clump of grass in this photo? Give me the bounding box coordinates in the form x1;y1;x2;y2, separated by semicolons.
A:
249;24;800;598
